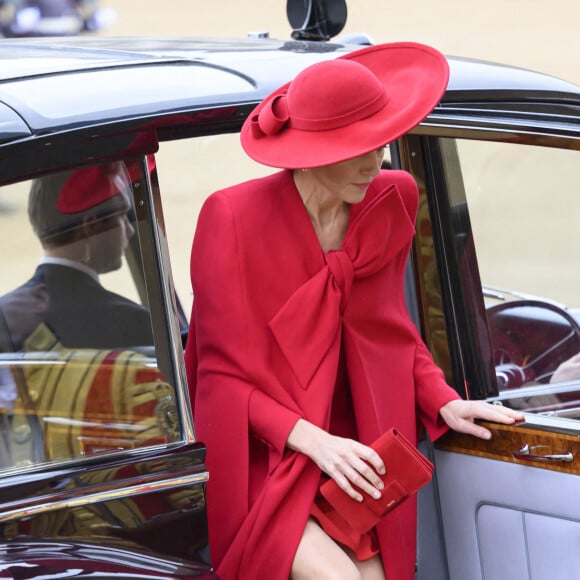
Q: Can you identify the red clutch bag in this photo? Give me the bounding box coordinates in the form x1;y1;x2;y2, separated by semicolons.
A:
319;428;434;534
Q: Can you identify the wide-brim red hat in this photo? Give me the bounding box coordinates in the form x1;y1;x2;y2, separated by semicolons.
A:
240;42;449;169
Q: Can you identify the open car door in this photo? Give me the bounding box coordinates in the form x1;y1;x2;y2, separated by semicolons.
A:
398;87;580;580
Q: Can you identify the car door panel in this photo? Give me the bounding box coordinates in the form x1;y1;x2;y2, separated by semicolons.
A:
437;422;580;580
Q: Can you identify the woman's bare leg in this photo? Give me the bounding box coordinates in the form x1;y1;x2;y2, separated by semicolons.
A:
291;518;385;580
291;518;360;580
351;552;386;580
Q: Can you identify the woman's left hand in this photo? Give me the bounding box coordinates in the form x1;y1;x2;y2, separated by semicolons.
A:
439;399;525;440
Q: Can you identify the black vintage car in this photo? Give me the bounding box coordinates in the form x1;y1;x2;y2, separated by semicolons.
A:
1;1;580;578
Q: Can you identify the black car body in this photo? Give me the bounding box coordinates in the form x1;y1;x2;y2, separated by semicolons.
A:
1;5;580;579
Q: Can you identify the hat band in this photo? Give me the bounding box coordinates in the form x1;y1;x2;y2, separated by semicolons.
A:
251;88;389;138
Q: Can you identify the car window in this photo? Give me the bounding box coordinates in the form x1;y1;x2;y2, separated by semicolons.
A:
452;139;580;421
0;160;180;471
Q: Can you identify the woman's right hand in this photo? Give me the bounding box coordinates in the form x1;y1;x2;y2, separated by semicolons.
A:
286;419;385;502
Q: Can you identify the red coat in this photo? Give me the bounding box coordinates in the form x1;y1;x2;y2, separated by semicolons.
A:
184;169;459;580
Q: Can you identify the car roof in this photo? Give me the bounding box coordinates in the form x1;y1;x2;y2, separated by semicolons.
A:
1;36;579;143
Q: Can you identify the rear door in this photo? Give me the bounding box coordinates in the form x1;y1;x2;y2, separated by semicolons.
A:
0;155;213;575
399;107;580;579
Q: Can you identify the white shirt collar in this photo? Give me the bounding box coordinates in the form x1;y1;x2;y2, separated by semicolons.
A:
39;256;100;283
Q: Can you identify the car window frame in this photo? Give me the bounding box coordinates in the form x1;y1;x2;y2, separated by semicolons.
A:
400;123;580;430
134;155;196;442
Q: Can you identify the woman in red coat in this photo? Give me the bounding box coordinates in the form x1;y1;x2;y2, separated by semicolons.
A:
184;43;523;580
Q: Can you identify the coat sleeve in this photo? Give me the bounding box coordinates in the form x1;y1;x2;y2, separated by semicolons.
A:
413;340;460;441
185;191;300;458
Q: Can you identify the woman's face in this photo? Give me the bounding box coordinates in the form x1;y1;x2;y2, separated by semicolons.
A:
308;147;385;205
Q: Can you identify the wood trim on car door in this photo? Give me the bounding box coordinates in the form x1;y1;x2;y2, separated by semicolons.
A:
437;420;580;476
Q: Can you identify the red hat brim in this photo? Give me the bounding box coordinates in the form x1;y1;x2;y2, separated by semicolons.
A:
240;42;449;169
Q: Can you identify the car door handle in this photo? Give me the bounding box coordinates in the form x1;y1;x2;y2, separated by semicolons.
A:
513;444;574;463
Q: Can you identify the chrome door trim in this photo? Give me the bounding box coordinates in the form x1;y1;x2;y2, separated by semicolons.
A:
0;468;208;523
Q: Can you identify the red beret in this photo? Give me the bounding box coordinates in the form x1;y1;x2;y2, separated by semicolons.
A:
56;156;156;214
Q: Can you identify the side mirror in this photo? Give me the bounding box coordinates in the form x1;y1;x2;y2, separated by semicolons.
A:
286;0;347;41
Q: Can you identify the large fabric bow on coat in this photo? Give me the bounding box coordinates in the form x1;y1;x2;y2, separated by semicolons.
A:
269;184;416;389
